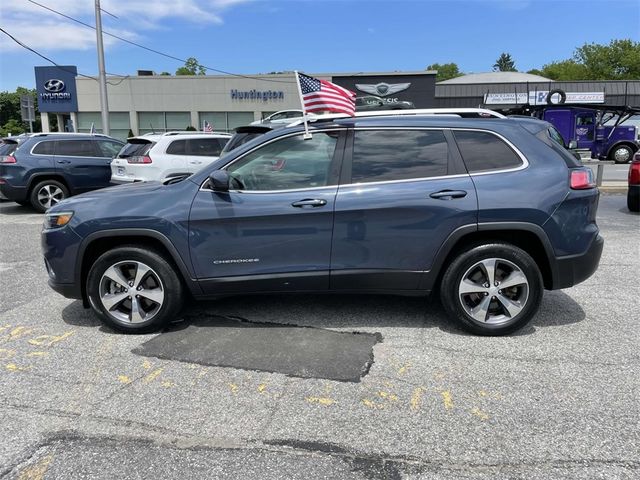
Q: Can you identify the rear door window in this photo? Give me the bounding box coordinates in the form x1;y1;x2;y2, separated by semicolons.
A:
453;131;522;173
351;129;448;183
188;138;223;156
54;140;97;157
32;141;55;155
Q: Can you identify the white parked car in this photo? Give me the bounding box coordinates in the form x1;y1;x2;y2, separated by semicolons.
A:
110;131;232;184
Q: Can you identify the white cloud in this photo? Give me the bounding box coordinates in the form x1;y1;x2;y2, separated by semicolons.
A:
0;0;253;52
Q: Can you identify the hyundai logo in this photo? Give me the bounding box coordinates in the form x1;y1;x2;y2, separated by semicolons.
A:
44;79;65;93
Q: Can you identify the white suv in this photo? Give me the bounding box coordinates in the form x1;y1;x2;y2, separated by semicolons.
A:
110;132;232;183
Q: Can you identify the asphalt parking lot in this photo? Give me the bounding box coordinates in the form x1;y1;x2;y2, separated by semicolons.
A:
0;194;638;479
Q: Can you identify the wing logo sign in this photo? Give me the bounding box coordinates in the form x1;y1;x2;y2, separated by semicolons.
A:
355;82;411;97
44;79;66;93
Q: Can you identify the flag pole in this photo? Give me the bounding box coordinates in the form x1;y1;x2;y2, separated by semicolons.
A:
294;70;312;140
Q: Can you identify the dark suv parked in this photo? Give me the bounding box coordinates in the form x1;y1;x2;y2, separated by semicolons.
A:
0;133;124;212
41;114;603;335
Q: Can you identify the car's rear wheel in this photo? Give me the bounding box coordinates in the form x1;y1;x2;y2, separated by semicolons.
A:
29;180;69;213
440;243;543;335
87;246;184;333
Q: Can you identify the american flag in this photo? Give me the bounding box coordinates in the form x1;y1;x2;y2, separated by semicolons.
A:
203;120;213;132
298;72;356;116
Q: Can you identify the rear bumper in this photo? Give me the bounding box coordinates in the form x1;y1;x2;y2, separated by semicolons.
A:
552;234;604;289
0;182;28;202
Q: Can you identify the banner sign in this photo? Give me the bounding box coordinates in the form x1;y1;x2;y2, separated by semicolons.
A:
484;91;605;105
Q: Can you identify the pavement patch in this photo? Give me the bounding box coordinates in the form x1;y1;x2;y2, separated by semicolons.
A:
132;314;382;382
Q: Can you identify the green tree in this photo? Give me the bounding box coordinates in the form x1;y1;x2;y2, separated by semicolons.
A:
493;53;517;72
175;57;206;75
426;62;462;82
159;72;171;76
573;39;640;80
539;60;589;81
0;87;40;135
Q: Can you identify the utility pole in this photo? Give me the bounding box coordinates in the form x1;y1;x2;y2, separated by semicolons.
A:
95;0;110;135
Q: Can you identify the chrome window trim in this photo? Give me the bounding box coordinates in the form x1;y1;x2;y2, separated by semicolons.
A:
29;140;56;157
200;128;344;193
199;126;530;193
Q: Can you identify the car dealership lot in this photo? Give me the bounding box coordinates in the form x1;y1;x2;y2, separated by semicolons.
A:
0;195;638;479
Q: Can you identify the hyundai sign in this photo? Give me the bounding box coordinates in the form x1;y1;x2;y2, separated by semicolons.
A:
35;66;78;112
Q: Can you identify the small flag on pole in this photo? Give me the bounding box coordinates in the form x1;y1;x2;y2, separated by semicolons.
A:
297;72;356;116
203;120;213;132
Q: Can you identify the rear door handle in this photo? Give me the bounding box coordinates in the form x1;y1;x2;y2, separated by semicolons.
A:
291;199;327;208
429;190;467;200
56;159;71;164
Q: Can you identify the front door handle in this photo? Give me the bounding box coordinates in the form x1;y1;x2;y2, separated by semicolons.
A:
429;190;467;200
56;159;71;164
291;199;327;208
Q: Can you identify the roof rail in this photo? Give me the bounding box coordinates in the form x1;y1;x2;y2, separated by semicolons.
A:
161;130;232;137
286;108;505;127
32;132;111;137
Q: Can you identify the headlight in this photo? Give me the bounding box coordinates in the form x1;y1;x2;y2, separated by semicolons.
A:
44;211;74;230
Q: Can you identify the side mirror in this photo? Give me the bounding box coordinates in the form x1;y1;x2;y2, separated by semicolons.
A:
208;170;230;192
568;140;578;149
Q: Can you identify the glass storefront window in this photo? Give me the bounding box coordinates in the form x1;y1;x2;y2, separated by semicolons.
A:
77;112;131;141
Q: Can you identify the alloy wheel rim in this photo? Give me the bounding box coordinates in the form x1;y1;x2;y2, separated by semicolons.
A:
98;261;164;324
458;257;529;325
614;148;630;163
37;185;64;209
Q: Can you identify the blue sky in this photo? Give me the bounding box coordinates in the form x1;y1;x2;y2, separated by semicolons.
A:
0;0;638;91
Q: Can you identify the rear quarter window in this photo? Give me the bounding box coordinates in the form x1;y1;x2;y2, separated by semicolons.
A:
32;141;55;155
453;130;522;173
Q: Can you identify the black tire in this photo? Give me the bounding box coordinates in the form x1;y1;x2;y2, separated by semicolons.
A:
546;89;566;105
440;243;543;336
628;192;640;212
86;246;184;333
29;179;69;213
609;144;634;164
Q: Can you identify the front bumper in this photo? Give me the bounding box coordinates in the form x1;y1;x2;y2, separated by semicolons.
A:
47;278;83;299
552;234;604;289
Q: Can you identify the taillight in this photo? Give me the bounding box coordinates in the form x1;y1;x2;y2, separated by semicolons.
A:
127;155;152;164
570;168;596;190
0;155;17;164
629;161;640;185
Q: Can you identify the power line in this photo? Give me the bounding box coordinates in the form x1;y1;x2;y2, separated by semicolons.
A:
0;27;129;85
25;0;295;84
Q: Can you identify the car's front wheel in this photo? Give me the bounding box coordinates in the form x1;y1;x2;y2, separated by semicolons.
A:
440;243;543;335
610;145;634;164
87;246;184;333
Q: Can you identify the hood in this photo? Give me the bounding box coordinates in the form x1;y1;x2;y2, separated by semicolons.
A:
49;181;163;212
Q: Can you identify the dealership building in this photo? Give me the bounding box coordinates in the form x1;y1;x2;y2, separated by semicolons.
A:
35;66;640;141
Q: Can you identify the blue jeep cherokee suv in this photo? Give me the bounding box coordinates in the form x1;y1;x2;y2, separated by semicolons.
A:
41;115;603;335
0;133;124;212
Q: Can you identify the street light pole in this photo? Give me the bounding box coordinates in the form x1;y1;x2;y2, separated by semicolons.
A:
95;0;110;135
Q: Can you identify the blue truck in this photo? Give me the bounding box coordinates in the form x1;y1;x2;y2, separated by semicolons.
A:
532;106;640;163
